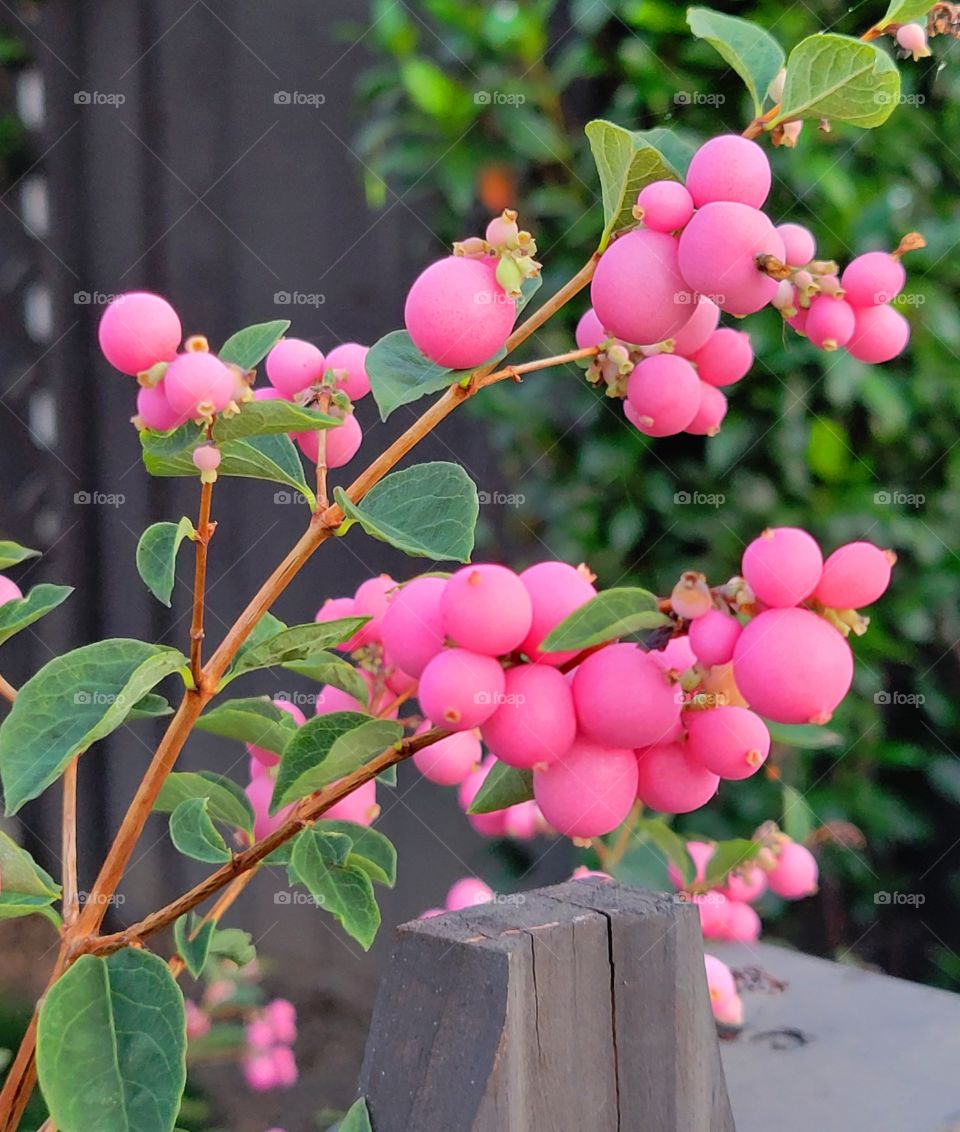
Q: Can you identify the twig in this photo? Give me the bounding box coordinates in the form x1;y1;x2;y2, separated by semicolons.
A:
168;869;257;978
189;480;215;688
0;675;17;704
315;390;332;511
61;759;79;929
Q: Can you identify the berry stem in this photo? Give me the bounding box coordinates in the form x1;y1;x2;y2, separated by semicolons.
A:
189;479;215;688
314;390;332;512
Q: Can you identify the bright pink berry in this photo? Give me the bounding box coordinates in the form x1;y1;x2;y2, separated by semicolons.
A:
635;742;719;812
270;1046;298;1087
533;737;638;838
480;664;577;769
704;953;736;1007
354;574;396;635
678;202;785;316
253;386;283;401
776;223;816;268
243;1053;277;1092
326;342;370;401
685;383;728;437
163;352;235;418
841;251;906;308
590;229;693;346
691;328;753;387
265;338;325;398
685;135;771;210
712;991;744;1026
667;839;714;888
245;776;293;842
767;840;818;899
458;756;508;837
418;648;506;730
625;354;701;436
685;706;770;780
323;777;377;825
671;297;720;357
404;255;515;370
806;295;856;351
722;900;761;942
575;308;608;350
696;892;730;938
742;527;823;608
381;576;446;676
413;726;481;786
446;877;494;911
315;595;362;651
315;683;367;715
297;412;362;467
98;291;181;375
0;575;22;605
519;560;597;665
845;303;910;364
733;607;853;724
385;662;417;697
572;866;612;881
502;800;541;840
649;635;697;675
688;608;742;667
441;564;533;657
722;864;767;904
136;380;184;431
573;643;682;748
814;541;893;609
636;179;695;233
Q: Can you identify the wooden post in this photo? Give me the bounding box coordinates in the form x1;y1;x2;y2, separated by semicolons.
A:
357;879;735;1131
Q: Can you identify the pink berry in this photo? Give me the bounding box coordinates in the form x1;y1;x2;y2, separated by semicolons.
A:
253;386;283;401
688;608;742;667
247;698;305;768
691;328;753;387
667;839;714;889
785;298;808;336
625;354;701;437
635;179;694;233
441;564;533;657
742;527;823;608
685;383;728;437
806;295;856;351
671;297;720;357
776;223;816;268
896;22;929;55
315;683;367;715
841;251;906;308
519;560;597;665
767;840;818;899
354;574;396;637
297;412;362;467
420;907;445;919
704;953;736;1006
590;229;694;346
678;202;785;316
533;738;638;838
685;706;770;780
814;541;894;609
685;135;771;210
649;635;697;675
192;444;221;473
0;575;22;605
270;1046;298;1087
245;776;293;842
315;595;364;652
722;865;767;904
722;900;761;942
381;576;447;676
404;255;515;370
572;866;612;881
635;743;719;812
446;877;494;911
243;1054;277;1092
575;308;608;350
323;777;377;825
502;800;541;840
185;1000;210;1041
732;608;853;724
458;757;508;837
845;304;910;364
573;643;682;749
712;991;744;1026
480;664;577;769
413;726;481;786
265;338;325;398
385;662;417;697
418;648;506;730
136;380;185;431
163;352;235;418
263;999;297;1045
98;291;181;375
696;892;730;938
326;342;370;401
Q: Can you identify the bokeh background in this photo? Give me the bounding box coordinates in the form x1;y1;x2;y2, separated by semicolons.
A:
0;1;957;1129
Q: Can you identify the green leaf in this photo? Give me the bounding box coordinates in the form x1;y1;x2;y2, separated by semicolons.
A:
272;712;403;812
218;320;290;370
782;783;816;844
378;764;398;788
223;611;286;682
0;540;40;569
224;619;370;684
129;692;174;719
285;653;371;705
468;761;533;814
687;8;785;117
631;128;697;176
290;829;381;949
169;797;232;863
335;462;478;563
637;818;696;887
0;829;60;920
339;1097;374;1132
208;925;256;967
136;519;195;607
0;639;187;815
771;34;900;129
540;587;671;653
211;399;339;444
515;272;543;317
876;0;934;28
37;949;187;1132
0;584;73;646
318;820;397;887
703;838;761;889
195;697;301;757
765;721;843;749
154;771;254;835
174;913;216;979
585;120;680;251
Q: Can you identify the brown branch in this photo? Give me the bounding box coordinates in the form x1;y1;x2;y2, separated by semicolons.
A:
189;480;215;687
0;675;17;704
168;869;257;978
315;390;332;512
61;759;79;929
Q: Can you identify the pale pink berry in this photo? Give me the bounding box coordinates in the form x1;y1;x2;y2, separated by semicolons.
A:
265;338;325;398
418;648;506;730
846;304;910;364
326;342;370;401
635;179;695;233
806;295;856;351
185;1000;210;1041
742;527;823;608
164;352;235;418
98;291;181;375
0;575;23;605
733;607;853;724
480;664;577;769
573;643;683;749
323;777;378;825
841;251;906;307
533;737;639;838
270;1046;298;1087
776;223;816;268
315;683;367;715
635;743;719;812
685;135;772;210
297;412;362;467
896;21;930;57
253;386;284;401
684;382;728;437
404;255;515;370
671;297;720;357
385;662;417;697
245;776;293;842
688;608;742;667
136;380;184;431
264;999;297;1045
380;576;446;676
722;865;767;904
704;954;736;1007
353;574;396;639
192;444;221;472
722;900;762;942
502;800;541;840
767;840;818;898
575;308;608;350
686;706;770;780
247;698;305;768
441;564;533;657
625;354;701;436
244;1053;277;1092
692;328;753;387
814;541;894;609
446;877;495;910
413;725;481;786
590;229;694;346
712;992;743;1026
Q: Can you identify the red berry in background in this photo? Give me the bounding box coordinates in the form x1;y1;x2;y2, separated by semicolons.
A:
741;526;823;608
814;541;894;609
533;737;638;838
573;643;683;749
635;742;720;813
684;135;772;210
440;564;533;657
480;664;577;769
98;291;182;375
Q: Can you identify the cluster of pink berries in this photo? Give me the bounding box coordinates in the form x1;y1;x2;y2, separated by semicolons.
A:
98;291;369;470
575;133;917;438
420;876;496;919
243;999;298;1093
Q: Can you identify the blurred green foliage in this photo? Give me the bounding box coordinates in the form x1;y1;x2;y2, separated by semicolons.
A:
350;0;960;987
